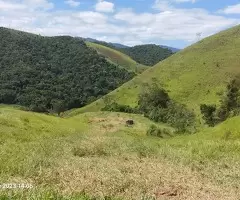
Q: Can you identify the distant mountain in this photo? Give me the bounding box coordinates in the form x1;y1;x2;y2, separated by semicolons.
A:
160;45;180;53
84;38;179;52
111;43;129;49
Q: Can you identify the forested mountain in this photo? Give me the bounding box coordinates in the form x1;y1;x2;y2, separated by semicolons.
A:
0;27;134;112
119;44;174;66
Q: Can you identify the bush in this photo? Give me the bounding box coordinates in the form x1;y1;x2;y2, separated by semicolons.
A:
201;76;240;126
139;83;196;133
200;104;217;127
147;125;172;138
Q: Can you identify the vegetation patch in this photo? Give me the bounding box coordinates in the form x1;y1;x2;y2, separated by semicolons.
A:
102;82;196;133
146;124;172;138
201;76;240;126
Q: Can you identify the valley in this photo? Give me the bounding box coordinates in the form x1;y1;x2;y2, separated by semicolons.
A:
0;24;240;200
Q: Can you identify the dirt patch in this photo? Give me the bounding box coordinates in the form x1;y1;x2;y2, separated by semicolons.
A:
87;117;128;134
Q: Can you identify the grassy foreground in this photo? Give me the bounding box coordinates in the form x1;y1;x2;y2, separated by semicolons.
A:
0;106;240;199
86;42;148;73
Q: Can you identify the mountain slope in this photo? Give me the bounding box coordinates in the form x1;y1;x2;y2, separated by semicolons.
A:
86;41;148;73
0;27;134;112
69;25;240;117
119;44;174;66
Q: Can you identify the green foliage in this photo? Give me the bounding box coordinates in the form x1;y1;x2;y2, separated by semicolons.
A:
200;104;217;127
146;124;171;138
138;83;196;133
52;100;66;116
119;44;174;66
0;27;134;113
138;82;170;113
201;77;240;126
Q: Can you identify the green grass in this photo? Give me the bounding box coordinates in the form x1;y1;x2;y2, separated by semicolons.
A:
86;42;148;73
0;106;240;199
74;25;240;119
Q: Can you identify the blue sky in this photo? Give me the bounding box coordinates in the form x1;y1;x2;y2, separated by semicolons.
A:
1;0;240;48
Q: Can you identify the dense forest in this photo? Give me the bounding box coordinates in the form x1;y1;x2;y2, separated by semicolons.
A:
0;27;135;113
119;44;174;66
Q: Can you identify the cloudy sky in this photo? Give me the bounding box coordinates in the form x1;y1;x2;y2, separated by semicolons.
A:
0;0;240;48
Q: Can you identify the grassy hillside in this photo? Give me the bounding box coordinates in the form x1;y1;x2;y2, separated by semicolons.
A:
0;106;240;199
71;25;240;118
86;42;148;73
0;27;134;113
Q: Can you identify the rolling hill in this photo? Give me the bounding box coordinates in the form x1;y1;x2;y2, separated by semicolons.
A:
86;41;148;73
0;27;134;112
69;25;240;119
0;105;240;199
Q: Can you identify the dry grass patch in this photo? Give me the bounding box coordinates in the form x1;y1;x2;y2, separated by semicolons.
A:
32;156;240;200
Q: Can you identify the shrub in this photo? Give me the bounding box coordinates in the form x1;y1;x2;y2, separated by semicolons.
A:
201;76;240;126
147;125;172;138
200;104;217;127
138;83;196;133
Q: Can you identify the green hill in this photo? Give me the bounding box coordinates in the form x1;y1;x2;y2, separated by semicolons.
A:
71;25;240;117
119;44;174;66
86;41;148;73
0;27;134;112
1;106;240;199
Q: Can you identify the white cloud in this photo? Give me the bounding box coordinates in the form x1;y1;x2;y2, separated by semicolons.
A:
114;8;238;43
74;11;107;24
23;0;54;10
219;4;240;15
0;0;239;48
95;0;114;13
153;0;196;11
0;1;26;11
64;0;80;7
